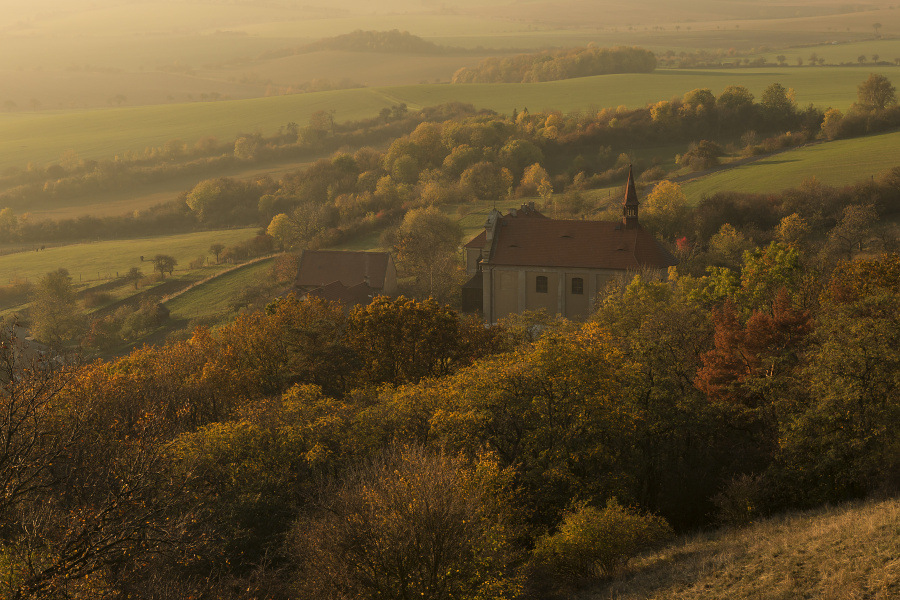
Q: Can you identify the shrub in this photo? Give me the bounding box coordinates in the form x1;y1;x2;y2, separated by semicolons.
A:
291;446;523;600
82;291;113;309
678;140;723;171
712;473;769;527
533;498;673;579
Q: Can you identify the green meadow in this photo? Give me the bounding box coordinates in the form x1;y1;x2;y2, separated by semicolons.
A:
0;228;258;285
0;66;890;172
681;130;900;203
164;257;275;322
0;89;397;171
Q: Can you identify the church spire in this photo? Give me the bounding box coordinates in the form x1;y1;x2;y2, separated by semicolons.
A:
622;165;639;230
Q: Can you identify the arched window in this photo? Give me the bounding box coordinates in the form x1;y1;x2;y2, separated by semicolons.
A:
535;275;548;293
571;277;584;294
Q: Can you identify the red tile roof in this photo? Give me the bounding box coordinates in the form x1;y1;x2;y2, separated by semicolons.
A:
306;280;375;307
296;250;391;289
484;218;677;270
464;231;486;249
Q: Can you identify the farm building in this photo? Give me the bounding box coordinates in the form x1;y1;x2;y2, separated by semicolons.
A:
295;250;398;310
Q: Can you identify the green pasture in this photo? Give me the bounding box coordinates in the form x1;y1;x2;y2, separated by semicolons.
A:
758;39;900;66
165;258;275;322
24;158;316;221
387;66;892;114
681;131;900;204
0;89;396;171
0;66;885;172
0;228;258;285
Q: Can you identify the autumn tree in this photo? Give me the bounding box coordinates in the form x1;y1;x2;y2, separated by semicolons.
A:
678;140;723;172
125;266;143;289
387;206;462;301
173;384;356;575
345;295;469;386
695;289;813;408
152;254;177;278
429;321;643;525
0;346;198;599
460;161;509;201
772;262;900;504
518;162;550;197
856;73;897;112
208;243;225;264
202;294;352;398
776;213;811;247
533;499;672;579
266;213;299;250
760;82;795;128
824;204;877;261
292;446;523;600
29;268;82;347
184;178;223;222
642;180;688;240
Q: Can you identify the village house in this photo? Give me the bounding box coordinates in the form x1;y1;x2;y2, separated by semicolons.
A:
462;168;677;322
295;250;398;309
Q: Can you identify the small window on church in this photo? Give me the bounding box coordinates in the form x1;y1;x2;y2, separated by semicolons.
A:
571;277;584;295
536;276;548;293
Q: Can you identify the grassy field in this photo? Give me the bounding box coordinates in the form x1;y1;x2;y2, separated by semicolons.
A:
0;66;889;173
581;497;900;599
164;257;275;322
23;157;318;221
758;39;900;66
680;130;900;204
0;89;397;171
0;228;258;286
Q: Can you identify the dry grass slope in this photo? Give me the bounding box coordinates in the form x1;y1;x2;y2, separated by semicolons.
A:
581;498;900;600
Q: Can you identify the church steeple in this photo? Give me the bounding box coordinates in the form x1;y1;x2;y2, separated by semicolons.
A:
622;165;639;230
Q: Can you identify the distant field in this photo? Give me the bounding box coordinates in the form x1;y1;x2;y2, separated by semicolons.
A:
0;228;258;285
0;66;886;172
165;257;275;322
758;39;900;66
231;50;488;88
24;158;317;221
0;89;396;171
681;131;900;203
388;66;893;114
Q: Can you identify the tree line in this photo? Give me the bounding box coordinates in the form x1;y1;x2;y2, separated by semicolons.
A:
3;75;896;251
452;45;657;83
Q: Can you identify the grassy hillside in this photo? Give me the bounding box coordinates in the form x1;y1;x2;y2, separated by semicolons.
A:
0;228;258;286
581;497;900;600
164;257;275;323
1;66;890;172
681;130;900;204
23;158;316;221
0;89;397;171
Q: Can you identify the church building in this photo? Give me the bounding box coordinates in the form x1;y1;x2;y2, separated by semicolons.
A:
462;167;677;322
